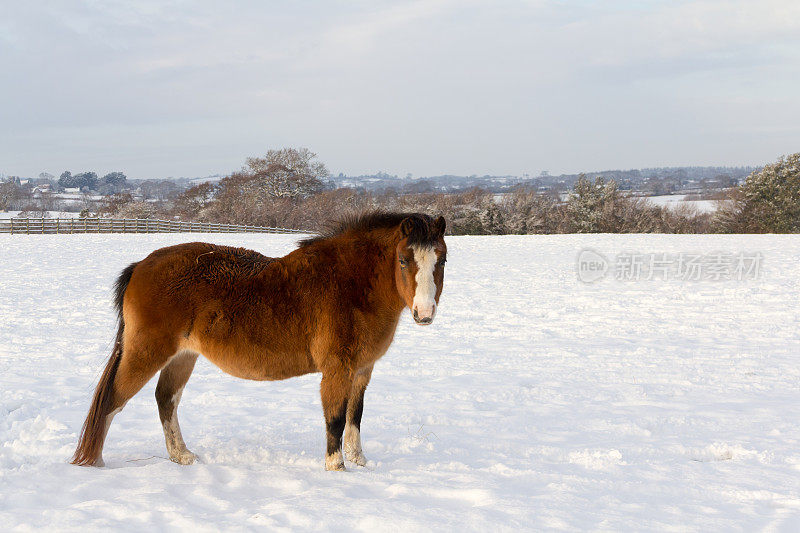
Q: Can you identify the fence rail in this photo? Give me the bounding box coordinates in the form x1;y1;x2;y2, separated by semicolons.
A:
0;217;307;235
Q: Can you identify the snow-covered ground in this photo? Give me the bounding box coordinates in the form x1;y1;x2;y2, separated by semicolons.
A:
1;233;799;531
1;211;84;219
646;195;718;213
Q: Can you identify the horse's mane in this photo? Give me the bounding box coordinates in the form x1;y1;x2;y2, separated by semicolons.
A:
298;211;438;248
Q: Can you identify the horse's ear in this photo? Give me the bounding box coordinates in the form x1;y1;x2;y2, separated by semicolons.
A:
433;216;446;236
400;217;417;237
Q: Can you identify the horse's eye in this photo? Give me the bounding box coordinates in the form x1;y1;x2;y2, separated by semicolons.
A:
399;257;408;268
437;257;447;268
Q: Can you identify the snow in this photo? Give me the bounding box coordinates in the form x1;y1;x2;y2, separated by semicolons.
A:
2;233;800;531
646;195;718;213
2;211;85;219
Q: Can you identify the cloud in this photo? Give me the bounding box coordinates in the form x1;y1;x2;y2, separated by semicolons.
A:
319;0;457;60
0;0;798;178
563;0;800;71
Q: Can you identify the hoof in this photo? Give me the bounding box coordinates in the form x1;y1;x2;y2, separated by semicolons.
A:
325;451;346;471
345;448;367;467
170;450;198;465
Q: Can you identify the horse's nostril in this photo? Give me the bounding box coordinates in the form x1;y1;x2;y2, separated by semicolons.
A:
413;309;419;320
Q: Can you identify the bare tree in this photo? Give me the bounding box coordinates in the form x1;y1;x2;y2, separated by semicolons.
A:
116;201;161;219
244;147;328;200
0;180;18;211
35;191;60;215
174;182;217;219
78;192;97;214
100;192;134;216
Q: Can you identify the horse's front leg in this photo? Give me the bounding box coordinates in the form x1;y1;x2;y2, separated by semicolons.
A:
320;368;353;471
344;364;373;466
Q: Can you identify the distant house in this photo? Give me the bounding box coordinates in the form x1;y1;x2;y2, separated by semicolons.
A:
64;187;81;194
32;184;52;199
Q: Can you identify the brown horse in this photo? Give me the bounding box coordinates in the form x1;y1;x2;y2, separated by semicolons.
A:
72;212;447;471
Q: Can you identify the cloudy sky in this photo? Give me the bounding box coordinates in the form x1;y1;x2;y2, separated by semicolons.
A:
1;0;799;179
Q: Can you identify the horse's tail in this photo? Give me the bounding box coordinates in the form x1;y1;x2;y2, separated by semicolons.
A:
71;262;138;466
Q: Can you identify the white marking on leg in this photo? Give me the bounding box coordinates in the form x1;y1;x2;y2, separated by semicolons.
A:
343;423;366;466
107;406;122;423
412;245;438;321
171;388;183;407
97;405;123;467
161;386;197;465
325;449;345;471
344;424;361;453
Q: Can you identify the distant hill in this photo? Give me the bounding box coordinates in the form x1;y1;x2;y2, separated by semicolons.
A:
330;166;760;194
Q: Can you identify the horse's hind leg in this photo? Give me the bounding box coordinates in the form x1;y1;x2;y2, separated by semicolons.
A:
155;350;199;465
344;365;373;467
80;335;176;466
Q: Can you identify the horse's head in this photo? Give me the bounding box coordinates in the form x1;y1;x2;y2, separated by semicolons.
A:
395;214;447;325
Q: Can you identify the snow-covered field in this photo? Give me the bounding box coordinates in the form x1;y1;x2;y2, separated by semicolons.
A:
1;233;799;531
2;211;84;219
646;195;718;213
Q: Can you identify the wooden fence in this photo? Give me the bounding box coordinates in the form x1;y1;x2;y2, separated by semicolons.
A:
0;217;307;235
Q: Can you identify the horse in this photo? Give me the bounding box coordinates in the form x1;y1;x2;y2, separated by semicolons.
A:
71;211;447;471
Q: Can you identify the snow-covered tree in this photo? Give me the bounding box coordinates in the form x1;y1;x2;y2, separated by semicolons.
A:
244;147;328;201
0;179;18;211
566;175;621;233
715;153;800;233
174;182;217;219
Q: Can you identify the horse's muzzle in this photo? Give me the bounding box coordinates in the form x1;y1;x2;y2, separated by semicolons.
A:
412;308;434;325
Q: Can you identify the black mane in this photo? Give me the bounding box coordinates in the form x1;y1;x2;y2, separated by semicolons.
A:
298;211;438;248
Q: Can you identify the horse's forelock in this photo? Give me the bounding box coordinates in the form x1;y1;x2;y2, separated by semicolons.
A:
401;214;440;247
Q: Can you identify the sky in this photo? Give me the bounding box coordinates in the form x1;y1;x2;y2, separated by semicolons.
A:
1;0;799;180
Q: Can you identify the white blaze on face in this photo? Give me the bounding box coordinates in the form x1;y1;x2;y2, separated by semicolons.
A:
411;245;438;321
